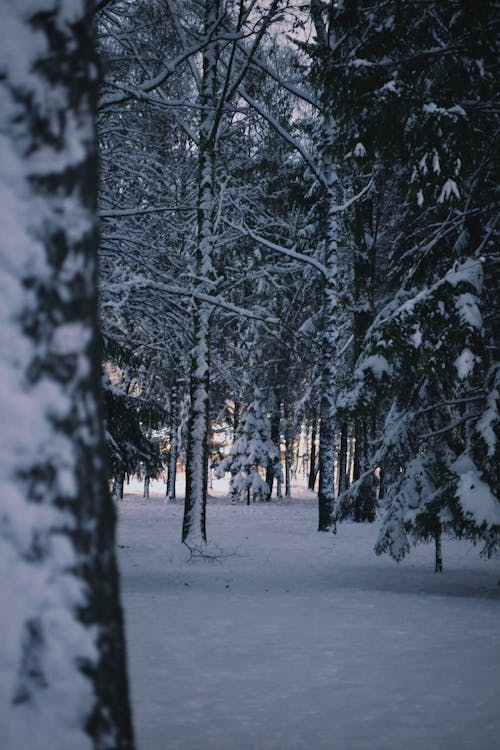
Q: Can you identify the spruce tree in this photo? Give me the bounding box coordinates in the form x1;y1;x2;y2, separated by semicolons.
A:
334;0;499;568
216;395;282;505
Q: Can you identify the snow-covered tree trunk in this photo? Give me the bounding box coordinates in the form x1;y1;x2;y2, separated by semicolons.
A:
112;472;125;503
276;472;283;501
265;401;281;499
183;0;220;545
337;422;348;496
351;198;377;521
308;411;318;491
435;523;443;574
283;400;293;498
0;4;134;748
285;439;293;498
317;114;340;532
310;1;341;532
317;235;339;530
233;398;241;438
166;384;178;501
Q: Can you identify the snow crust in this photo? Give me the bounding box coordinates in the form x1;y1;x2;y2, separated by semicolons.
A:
118;479;500;750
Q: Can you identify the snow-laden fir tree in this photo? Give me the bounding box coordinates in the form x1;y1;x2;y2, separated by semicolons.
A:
335;0;499;570
216;395;282;505
0;2;134;748
102;347;164;502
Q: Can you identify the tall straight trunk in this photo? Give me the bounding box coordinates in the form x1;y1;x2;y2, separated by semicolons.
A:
143;476;150;499
166;384;178;501
311;2;341;532
317;118;340;532
435;522;443;573
351;188;378;522
183;304;212;544
317;276;338;529
346;435;353;490
301;428;309;482
183;0;219;545
353;418;362;485
378;468;385;502
285;438;292;497
337;422;348;496
353;418;376;522
308;412;318;490
208;424;214;491
266;402;281;498
112;472;125;503
276;471;283;501
283;400;293;498
0;4;134;747
233;398;241;438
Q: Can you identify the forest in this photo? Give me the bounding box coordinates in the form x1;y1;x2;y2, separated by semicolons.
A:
0;1;498;749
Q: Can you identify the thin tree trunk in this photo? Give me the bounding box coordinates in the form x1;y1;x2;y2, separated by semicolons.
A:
112;472;125;503
265;402;281;500
143;475;150;499
207;421;214;492
166;384;178;501
317;152;340;532
311;1;341;532
346;434;353;490
233;398;240;438
353;418;362;485
276;471;283;501
183;305;211;544
183;0;219;545
353;419;376;522
317;255;338;532
308;412;318;490
337;422;349;496
435;523;443;573
285;437;292;497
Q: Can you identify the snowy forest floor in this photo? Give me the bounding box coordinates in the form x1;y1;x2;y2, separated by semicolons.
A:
118;477;499;750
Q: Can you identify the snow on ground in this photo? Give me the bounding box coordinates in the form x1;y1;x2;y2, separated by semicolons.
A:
118;476;499;750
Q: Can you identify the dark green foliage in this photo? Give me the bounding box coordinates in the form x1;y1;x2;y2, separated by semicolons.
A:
320;0;500;559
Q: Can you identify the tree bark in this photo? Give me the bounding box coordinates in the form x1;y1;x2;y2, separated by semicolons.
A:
317;246;339;532
352;419;376;522
351;188;378;522
308;411;318;490
166;385;178;501
285;438;292;497
233;398;241;438
266;401;281;499
310;2;341;532
183;0;220;545
112;472;125;503
0;4;134;747
316;143;340;531
337;422;349;496
435;523;443;573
